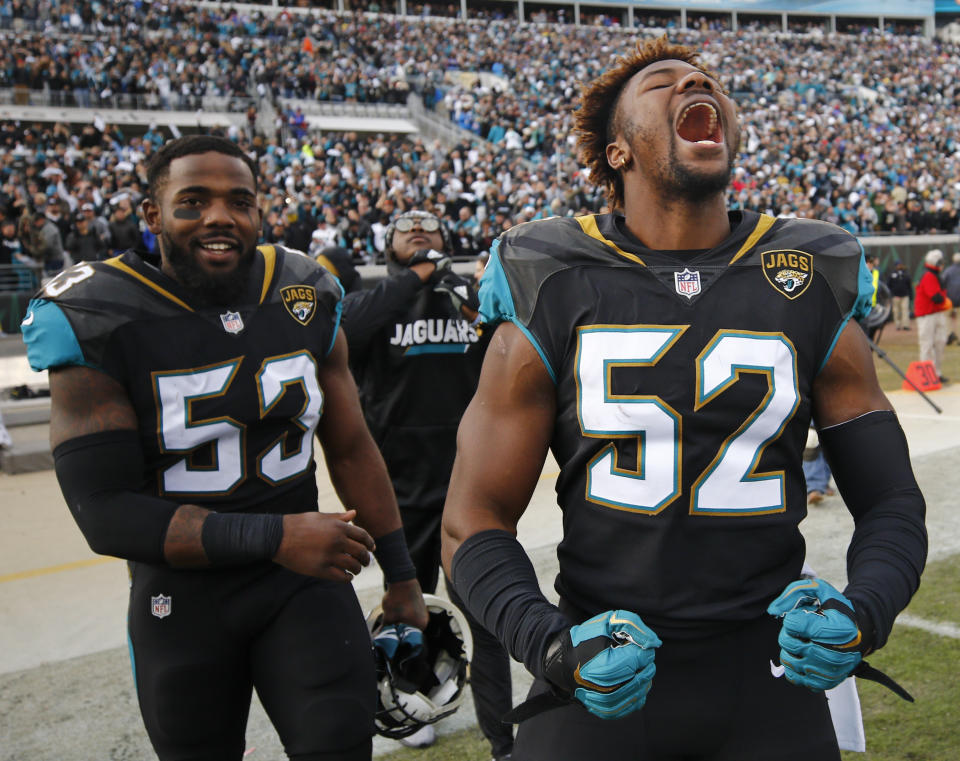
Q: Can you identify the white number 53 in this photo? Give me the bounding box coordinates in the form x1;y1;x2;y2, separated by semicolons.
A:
155;352;323;495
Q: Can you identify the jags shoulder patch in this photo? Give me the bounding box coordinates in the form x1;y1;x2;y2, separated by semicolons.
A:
280;284;318;325
760;249;813;300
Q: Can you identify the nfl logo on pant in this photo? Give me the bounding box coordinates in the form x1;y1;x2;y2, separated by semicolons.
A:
151;594;172;619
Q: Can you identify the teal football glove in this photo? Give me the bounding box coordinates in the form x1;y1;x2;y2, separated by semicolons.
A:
544;610;661;720
767;578;863;692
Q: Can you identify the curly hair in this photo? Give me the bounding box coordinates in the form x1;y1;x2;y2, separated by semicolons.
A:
574;36;720;210
146;135;258;200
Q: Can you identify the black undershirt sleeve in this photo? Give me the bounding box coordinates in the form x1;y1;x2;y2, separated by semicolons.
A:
818;410;928;652
53;430;179;564
451;529;571;678
340;268;423;354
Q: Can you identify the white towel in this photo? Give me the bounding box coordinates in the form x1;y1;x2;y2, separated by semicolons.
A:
827;677;866;752
0;410;12;448
799;561;866;752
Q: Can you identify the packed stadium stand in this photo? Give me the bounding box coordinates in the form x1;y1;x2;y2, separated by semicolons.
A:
2;0;959;344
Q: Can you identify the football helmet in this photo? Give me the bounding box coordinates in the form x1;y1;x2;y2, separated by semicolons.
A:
366;593;473;739
857;280;891;335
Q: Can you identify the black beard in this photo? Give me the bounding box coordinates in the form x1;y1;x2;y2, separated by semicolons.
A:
161;232;255;307
661;133;736;203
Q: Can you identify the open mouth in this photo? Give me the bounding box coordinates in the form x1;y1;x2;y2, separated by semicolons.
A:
677;102;723;145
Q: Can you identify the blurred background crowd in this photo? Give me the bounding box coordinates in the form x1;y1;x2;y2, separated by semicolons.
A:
3;0;960;291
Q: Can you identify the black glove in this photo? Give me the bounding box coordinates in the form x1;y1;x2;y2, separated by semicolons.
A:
434;272;479;314
407;248;451;274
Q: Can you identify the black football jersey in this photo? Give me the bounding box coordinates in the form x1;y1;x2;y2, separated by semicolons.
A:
22;245;342;513
479;210;873;636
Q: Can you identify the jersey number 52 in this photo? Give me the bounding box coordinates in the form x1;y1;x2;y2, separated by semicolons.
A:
578;326;799;517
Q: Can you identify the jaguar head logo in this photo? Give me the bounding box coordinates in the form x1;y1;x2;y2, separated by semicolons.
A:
291;301;312;321
774;269;808;293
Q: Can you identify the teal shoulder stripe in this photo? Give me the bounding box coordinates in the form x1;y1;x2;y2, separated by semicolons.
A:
514;320;556;384
478;239;556;383
326;278;345;358
819;313;854;375
127;634;137;694
21;299;90;371
852;241;873;322
819;240;872;374
478;239;516;325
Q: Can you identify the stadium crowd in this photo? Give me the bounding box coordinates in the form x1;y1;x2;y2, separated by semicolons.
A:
3;1;960;289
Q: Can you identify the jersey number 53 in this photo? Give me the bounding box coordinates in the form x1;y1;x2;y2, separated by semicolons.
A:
154;352;323;495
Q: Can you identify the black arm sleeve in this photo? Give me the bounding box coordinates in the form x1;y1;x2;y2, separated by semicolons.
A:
53;430;180;564
340;268;424;354
451;529;571;678
819;410;928;652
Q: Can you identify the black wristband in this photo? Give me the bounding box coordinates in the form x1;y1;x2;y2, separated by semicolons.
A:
201;512;284;565
373;527;417;583
541;631;574;695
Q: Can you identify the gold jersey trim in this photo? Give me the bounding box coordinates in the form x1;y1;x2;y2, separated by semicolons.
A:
257;245;277;305
729;213;776;264
103;257;194;311
575;215;646;265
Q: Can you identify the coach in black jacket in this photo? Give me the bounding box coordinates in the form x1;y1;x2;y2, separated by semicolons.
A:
336;210;513;759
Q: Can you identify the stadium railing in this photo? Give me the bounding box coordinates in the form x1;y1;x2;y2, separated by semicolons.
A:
0;264;41;295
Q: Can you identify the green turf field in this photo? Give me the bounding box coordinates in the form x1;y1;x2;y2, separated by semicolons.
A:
868;326;960;393
841;554;960;761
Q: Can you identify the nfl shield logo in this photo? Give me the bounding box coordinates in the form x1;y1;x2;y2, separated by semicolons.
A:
220;311;244;334
151;594;172;619
674;268;701;299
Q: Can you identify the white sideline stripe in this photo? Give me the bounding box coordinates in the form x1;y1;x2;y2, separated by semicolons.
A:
896;613;960;639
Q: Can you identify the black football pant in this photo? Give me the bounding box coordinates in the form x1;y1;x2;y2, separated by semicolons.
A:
512;603;841;761
401;507;515;758
128;561;376;761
